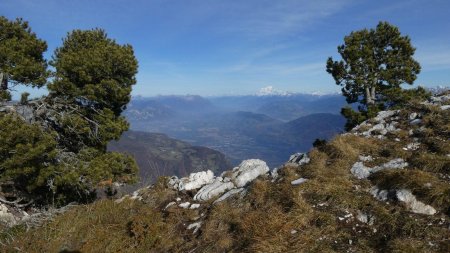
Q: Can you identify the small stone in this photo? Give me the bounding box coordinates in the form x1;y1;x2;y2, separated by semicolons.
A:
358;155;373;162
291;178;308;185
409;112;418;120
165;202;176;209
410;119;422;125
187;222;202;234
189;203;201;209
405;142;420;150
179;202;191;208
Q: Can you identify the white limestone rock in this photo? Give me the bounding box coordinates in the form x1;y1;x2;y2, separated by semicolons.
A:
0;204;17;227
287;153;310;166
385;122;398;132
351;162;372;179
194;177;235;202
168;176;180;190
270;167;280;179
189;203;200;209
187;221;202;234
374;110;397;122
396;189;436;215
130;190;142;201
214;188;245;204
371;158;408;173
430;94;450;104
165;202;176;210
409;112;418;120
352;121;371;132
370;187;436;215
291;178;308;185
359;155;373;162
440;105;450;110
356;211;375;225
231;159;269;188
370;187;390;201
405;142;420;150
179;202;191;208
351;159;408;179
178;170;214;191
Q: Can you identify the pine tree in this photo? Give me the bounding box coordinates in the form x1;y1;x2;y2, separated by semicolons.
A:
326;21;422;130
0;16;49;100
0;25;139;206
326;21;421;106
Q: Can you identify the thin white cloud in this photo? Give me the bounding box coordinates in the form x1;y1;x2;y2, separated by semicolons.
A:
416;46;450;70
211;0;355;38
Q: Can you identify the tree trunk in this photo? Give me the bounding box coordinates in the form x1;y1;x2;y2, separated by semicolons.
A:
365;86;374;105
370;86;376;103
0;72;7;91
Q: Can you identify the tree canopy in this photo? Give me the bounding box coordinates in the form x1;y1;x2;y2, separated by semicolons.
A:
47;29;139;151
0;16;48;99
326;21;421;106
0;19;139;206
48;29;138;115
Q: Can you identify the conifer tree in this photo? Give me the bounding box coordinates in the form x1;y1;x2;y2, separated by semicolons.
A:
48;29;138;151
326;21;421;106
0;25;139;206
326;22;422;130
0;16;48;100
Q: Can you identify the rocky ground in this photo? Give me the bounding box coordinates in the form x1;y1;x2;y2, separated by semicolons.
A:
1;93;449;252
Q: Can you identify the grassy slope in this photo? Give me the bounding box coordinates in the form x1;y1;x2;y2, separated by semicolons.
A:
2;98;449;252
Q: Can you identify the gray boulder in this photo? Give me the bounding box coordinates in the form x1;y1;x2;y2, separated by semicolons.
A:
351;158;408;179
193;177;235;202
287;153;310;166
396;189;436;215
231;159;269;188
178;170;214;191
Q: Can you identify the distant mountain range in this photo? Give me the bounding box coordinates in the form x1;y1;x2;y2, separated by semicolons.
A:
124;94;347;168
108;131;232;184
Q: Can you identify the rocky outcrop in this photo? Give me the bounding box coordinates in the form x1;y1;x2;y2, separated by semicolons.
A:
174;170;215;191
230;159;269;188
351;110;400;139
166;159;269;202
396;189;436;215
370;187;436;215
193;178;235;201
214;188;245;204
351;158;408;179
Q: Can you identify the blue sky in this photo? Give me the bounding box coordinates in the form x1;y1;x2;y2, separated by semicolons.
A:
1;0;450;98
